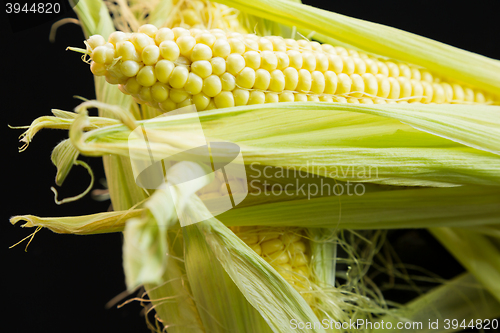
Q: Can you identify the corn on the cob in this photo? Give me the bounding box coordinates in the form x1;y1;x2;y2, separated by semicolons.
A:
196;171;317;306
83;25;495;111
231;226;316;306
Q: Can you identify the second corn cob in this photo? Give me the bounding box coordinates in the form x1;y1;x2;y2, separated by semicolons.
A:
83;24;496;111
230;226;316;306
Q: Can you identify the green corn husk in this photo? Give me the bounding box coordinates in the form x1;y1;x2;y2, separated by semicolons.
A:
9;0;500;331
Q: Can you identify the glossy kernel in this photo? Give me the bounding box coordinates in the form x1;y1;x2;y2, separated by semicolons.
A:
190;43;213;61
310;71;325;94
203;75;222;97
236;67;256;89
184;73;203;95
260;51;278;71
221;72;236;91
151;82;169;102
233;89;250;106
155;60;175;83
226;53;246;75
141;45;160;65
210;57;226;75
136;66;156;86
120;60;141;77
214;91;235;108
269;70;285;92
191;60;212;79
297;69;312;92
283;67;299;91
159;41;180;61
168;66;189;89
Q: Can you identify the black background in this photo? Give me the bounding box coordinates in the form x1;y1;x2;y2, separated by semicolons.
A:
2;0;500;332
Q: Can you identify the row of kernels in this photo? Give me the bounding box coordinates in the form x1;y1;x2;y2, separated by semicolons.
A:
89;29;436;88
90;27;437;82
100;29;433;81
121;70;489;109
231;228;308;264
280;38;441;79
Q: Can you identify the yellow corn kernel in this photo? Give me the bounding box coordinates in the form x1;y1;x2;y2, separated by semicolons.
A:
169;89;189;103
236;67;256;89
116;41;140;62
155;60;175;83
265;92;279;103
409;80;424;103
192;93;210;110
336;73;352;95
362;73;378;96
399;63;412;79
214;91;235;108
87;34;106;49
295;93;308;102
155;28;175;44
244;51;261;70
310;71;325;94
327;54;343;73
138;24;158;38
287;50;303;69
159;41;180;61
264;251;289;265
159;98;176;112
138;86;152;102
226;53;246;75
279;92;295;102
248;90;265;104
196;32;216;47
261;51;278;71
302;52;316;71
297;69;312;92
202;75;222;97
168;66;189;89
131;33;154;53
177;97;193;108
233;89;250;106
213;39;231;58
176;35;196;56
92;46;114;64
190;43;213;61
90;62;107;76
151;82;169;102
141;45;160;65
353;57;366;75
120;60;141;77
125;77;141;94
276;52;290;70
319;95;334;102
350;74;365;97
228;38;246;54
290;252;309;267
184;73;203;95
136;66;156;86
269;70;285;92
